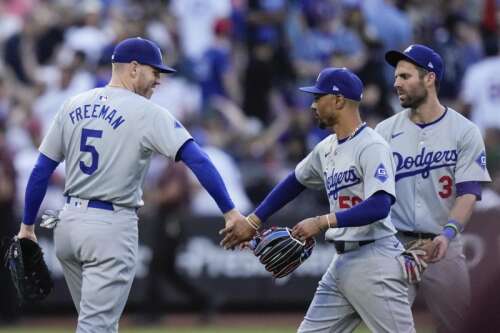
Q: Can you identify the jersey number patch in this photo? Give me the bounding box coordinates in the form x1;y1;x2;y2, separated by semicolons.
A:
339;195;362;209
80;128;103;175
438;175;453;198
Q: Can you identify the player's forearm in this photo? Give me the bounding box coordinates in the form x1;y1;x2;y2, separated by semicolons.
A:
23;153;59;225
439;194;476;242
449;194;477;227
253;171;306;223
179;141;235;213
321;191;393;229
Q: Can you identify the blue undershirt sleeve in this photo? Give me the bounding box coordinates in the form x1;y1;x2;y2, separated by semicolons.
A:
336;191;392;228
456;181;481;200
178;140;235;213
254;172;306;223
23;153;60;225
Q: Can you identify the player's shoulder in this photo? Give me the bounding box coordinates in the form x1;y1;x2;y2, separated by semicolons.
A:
359;126;390;148
375;109;410;132
467;56;500;74
314;133;337;152
445;107;481;135
63;88;101;107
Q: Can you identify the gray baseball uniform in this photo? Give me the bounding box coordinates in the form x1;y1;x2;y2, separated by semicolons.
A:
295;125;415;333
40;86;192;332
375;107;491;332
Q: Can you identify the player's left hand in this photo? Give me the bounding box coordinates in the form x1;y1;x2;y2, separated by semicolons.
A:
17;223;37;243
427;235;449;262
292;216;326;242
219;209;257;249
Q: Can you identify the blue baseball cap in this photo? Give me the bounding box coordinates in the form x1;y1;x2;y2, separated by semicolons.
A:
111;37;176;73
385;44;444;81
299;67;364;101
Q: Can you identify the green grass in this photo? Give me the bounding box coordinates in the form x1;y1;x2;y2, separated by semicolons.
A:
0;329;298;333
0;328;373;333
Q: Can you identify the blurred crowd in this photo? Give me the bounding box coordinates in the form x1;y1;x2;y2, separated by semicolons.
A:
0;0;499;225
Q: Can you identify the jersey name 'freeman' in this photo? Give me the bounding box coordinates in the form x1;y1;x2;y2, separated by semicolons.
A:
69;104;126;130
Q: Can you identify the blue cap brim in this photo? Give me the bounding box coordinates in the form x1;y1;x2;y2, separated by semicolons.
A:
299;86;326;94
152;64;176;73
385;50;419;69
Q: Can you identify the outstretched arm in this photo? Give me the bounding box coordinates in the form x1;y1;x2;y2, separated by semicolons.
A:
292;191;393;240
178;140;247;245
18;153;60;241
220;171;306;249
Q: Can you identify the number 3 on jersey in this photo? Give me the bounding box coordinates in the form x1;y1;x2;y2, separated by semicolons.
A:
80;128;102;175
438;175;453;198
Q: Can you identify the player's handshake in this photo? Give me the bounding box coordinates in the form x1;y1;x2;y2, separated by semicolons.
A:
219;210;258;249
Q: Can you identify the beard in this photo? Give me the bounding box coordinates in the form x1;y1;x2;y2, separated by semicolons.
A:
399;87;428;109
318;120;327;129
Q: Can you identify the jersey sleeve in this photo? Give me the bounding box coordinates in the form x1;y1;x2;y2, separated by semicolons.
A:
39;105;65;162
142;107;193;160
359;143;396;199
455;125;491;183
295;146;324;190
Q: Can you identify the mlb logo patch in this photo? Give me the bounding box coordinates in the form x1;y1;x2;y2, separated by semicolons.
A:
99;95;108;102
374;163;388;183
475;151;487;170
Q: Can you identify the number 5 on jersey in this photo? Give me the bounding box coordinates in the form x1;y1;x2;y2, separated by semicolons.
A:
80;128;102;175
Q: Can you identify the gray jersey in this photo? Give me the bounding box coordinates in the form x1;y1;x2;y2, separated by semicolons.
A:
375;108;491;234
39;86;192;208
295;126;397;241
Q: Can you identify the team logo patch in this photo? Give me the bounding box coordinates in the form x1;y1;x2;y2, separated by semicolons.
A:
476;151;487;170
374;163;388;183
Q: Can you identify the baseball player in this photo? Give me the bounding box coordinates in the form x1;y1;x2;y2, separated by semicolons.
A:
16;37;246;332
375;44;492;333
222;68;415;332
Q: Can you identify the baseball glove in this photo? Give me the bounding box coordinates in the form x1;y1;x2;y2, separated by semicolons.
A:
398;239;432;284
249;227;315;279
2;236;53;303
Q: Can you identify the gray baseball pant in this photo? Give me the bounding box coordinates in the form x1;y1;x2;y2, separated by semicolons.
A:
54;199;138;333
298;235;415;333
398;233;469;333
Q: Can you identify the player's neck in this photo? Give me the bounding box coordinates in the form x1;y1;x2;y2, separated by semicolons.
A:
334;115;364;140
410;98;445;125
108;75;134;92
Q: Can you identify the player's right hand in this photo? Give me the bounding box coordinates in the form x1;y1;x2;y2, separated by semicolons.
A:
219;210;258;249
427;235;449;262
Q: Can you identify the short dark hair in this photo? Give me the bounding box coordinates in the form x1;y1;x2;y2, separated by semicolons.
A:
416;66;440;92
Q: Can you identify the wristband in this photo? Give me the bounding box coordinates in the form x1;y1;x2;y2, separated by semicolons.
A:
246;214;261;230
441;219;463;241
447;219;464;233
326;214;332;229
441;227;456;241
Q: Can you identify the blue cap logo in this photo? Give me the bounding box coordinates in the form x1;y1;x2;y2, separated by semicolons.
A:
112;37;176;73
385;44;444;82
299;67;364;101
